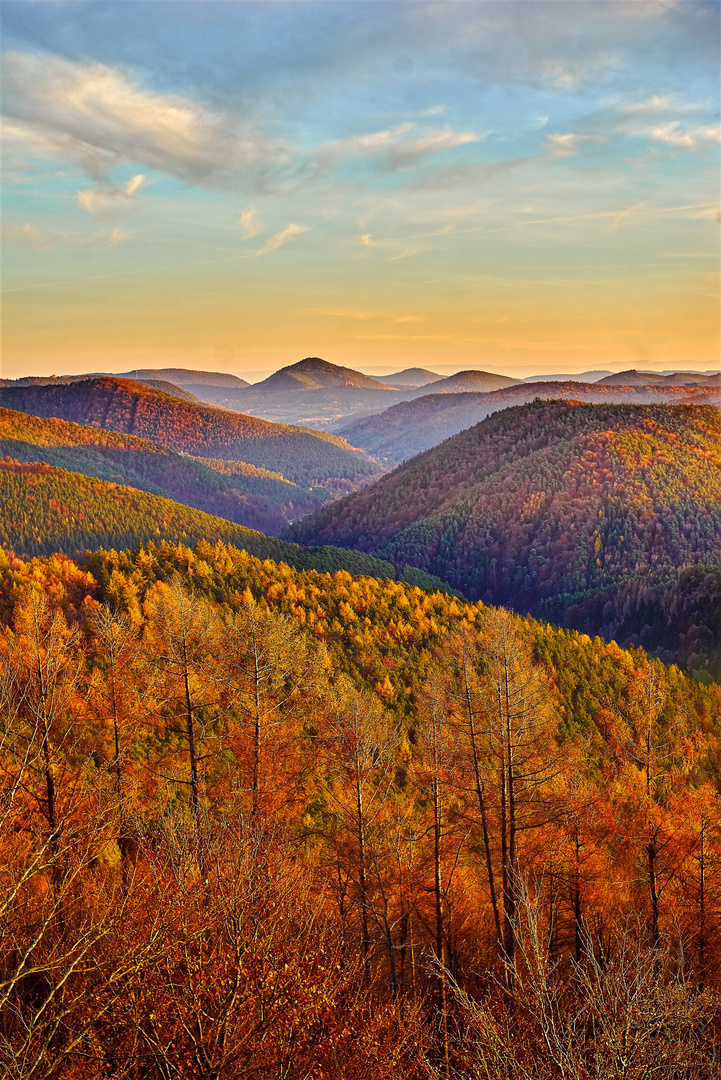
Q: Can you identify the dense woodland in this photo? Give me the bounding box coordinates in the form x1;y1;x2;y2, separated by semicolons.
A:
293;401;721;672
339;384;721;463
0;458;402;583
1;538;719;1077
0;406;327;534
0;379;381;493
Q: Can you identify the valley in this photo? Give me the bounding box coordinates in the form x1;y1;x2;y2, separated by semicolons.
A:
290;399;721;676
3;2;720;1073
2;361;720;1077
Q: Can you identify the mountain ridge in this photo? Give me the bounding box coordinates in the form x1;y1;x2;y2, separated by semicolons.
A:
0;376;383;493
0;456;398;580
0;406;328;534
339;381;721;462
250;356;392;393
289;399;721;666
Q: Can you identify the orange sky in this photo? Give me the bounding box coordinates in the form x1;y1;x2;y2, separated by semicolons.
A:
2;2;719;380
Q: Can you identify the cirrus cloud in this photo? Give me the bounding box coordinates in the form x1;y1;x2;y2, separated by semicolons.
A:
238;208;263;240
647;121;721;149
1;50;291;190
77;173;146;214
256;223;310;256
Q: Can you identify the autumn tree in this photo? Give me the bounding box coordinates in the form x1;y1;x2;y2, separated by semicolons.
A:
0;589;84;908
218;595;329;821
142;577;221;854
86;603;153;888
318;677;402;992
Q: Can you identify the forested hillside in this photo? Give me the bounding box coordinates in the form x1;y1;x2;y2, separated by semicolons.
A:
291;401;721;674
0;377;381;492
0;406;326;534
340;382;721;462
0;458;397;580
0;538;719;1075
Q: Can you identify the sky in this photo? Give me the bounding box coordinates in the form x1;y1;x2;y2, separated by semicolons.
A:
1;0;719;381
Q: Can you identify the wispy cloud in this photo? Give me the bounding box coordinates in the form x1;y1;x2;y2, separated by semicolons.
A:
106;228;130;247
315;122;482;176
646;122;721;149
238;208;263;240
1;51;290;189
1;220;131;251
256;223;309;256
546;132;602;158
1;222;55;252
619;94;705;116
77;173;146;214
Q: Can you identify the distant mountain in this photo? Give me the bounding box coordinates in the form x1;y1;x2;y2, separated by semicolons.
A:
374;368;441;387
186;357;402;429
176;361;518;430
289;400;721;654
183;384;402;430
523;370;613;383
118;368;250;388
251;357;390;393
421;369;520;394
0;406;327;534
0;373;207;406
339;381;721;463
0;457;396;581
0;377;382;494
598;369;721;387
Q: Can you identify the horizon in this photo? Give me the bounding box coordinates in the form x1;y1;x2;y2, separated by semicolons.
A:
2;1;719;379
3;356;721;387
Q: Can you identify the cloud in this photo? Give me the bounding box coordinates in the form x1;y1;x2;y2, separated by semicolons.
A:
389;243;427;261
238;208;263;240
77;173;146;214
105;228;130;247
256;223;309;256
1;51;290;189
621;95;674;115
619;94;706;116
358;233;377;247
315;122;482;177
547;132;583;157
1;221;130;251
1;222;55;251
646;122;721;149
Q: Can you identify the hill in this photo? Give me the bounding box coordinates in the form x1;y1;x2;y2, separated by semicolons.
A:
118;367;250;389
252;357;390;393
1;533;720;1074
0;373;201;403
374;368;441;387
290;400;721;670
419;369;520;394
0;406;328;534
0;457;398;580
523;370;612;383
166;358;403;430
598;369;721;387
339;381;721;462
0;377;382;494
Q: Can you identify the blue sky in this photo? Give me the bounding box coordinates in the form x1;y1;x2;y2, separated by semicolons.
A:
1;0;719;379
